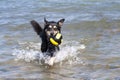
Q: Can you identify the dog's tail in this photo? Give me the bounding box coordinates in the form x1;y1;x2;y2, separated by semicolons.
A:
30;20;43;35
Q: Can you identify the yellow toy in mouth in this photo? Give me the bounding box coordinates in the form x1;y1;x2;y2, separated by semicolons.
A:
50;38;59;46
50;33;63;46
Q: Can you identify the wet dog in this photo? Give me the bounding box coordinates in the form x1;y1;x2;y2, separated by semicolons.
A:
30;18;65;65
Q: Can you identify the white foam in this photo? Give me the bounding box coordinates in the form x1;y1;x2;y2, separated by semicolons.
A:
12;41;86;65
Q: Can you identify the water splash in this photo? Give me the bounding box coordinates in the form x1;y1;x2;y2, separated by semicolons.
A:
12;41;86;65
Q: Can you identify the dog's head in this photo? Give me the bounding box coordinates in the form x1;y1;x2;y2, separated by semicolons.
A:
44;18;65;38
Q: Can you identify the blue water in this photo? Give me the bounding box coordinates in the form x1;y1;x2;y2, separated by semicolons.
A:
0;0;120;79
0;0;120;25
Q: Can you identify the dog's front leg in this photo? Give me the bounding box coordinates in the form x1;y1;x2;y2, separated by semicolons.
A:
48;57;56;66
30;20;43;35
41;42;48;52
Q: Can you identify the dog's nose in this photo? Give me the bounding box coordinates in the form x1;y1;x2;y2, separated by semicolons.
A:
50;32;54;36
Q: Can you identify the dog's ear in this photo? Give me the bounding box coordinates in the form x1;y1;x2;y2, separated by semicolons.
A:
57;19;65;27
44;17;48;25
30;20;43;35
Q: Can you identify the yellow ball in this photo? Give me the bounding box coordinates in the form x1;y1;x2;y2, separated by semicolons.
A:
50;38;59;46
50;33;63;46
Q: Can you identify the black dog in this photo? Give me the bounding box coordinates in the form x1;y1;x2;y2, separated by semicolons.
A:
30;18;65;63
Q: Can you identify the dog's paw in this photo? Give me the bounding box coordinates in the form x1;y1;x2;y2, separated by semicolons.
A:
48;57;56;66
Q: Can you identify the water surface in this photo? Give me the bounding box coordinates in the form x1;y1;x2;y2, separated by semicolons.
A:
0;0;120;79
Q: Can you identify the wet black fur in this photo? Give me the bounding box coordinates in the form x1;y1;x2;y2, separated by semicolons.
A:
30;18;65;57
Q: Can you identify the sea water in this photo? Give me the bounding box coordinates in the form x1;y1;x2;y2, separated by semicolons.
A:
0;0;120;79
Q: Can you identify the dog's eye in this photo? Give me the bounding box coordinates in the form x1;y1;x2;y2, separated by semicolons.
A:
47;28;52;31
54;28;58;31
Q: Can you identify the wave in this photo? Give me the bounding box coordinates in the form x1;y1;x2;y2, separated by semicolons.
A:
12;41;86;66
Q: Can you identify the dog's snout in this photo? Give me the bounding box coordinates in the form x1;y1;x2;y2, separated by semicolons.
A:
50;29;55;36
50;32;54;36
